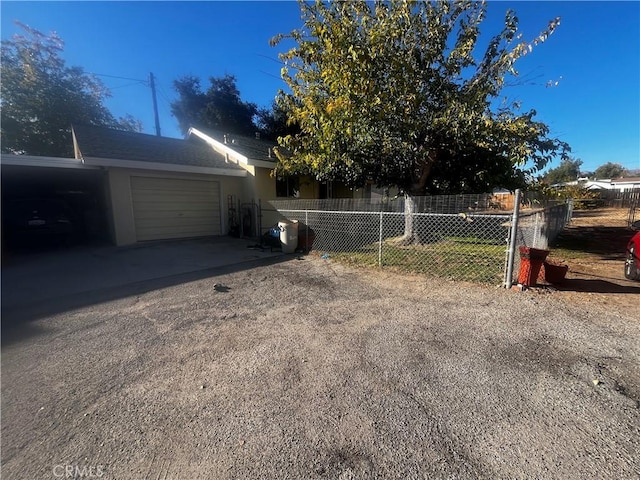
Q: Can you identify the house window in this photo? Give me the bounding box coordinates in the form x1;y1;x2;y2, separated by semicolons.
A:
276;176;300;198
319;181;333;199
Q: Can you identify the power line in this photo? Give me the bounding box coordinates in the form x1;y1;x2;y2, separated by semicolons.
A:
89;72;148;84
110;81;147;90
89;70;165;136
260;70;282;81
156;83;174;105
256;53;285;65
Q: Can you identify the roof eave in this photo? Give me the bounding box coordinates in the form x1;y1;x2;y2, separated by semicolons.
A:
82;156;247;177
1;154;96;169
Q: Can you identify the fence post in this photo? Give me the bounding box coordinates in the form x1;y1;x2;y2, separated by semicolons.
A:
566;199;574;225
505;189;521;289
378;210;384;267
305;209;309;252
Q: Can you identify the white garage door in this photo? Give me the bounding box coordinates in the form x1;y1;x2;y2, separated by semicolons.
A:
131;176;221;241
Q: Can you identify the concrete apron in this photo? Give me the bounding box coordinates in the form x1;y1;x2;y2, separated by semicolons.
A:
1;237;283;311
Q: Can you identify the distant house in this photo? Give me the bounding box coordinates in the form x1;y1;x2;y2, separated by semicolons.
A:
552;177;640;192
611;177;640;191
551;179;613;190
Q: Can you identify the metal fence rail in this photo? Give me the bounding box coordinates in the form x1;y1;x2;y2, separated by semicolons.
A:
264;192;572;287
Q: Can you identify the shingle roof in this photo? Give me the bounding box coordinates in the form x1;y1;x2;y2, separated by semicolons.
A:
195;129;278;164
72;125;243;171
611;177;640;183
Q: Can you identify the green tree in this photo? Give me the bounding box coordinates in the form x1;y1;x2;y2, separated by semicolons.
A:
593;162;627;179
543;157;583;184
256;100;300;141
272;0;569;240
116;114;144;134
1;22;140;157
171;74;258;136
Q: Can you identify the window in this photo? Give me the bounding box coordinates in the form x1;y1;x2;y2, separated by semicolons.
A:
276;176;300;198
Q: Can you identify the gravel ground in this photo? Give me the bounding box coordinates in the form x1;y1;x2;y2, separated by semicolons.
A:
2;255;639;479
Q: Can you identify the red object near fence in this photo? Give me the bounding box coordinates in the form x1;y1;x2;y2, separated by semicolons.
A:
518;247;550;286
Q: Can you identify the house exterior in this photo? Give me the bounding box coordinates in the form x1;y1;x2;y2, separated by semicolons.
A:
187;128;392;230
187;127;362;200
72;125;250;245
2;126;247;247
2;125;395;249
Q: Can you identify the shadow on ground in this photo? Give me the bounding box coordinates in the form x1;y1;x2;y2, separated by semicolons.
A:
554;225;631;259
1;238;293;346
554;278;640;295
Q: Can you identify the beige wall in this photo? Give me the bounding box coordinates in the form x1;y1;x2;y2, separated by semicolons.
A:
253;167;277;200
106;167;244;246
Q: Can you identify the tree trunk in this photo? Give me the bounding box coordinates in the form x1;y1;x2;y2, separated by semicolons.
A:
400;152;437;244
401;193;420;244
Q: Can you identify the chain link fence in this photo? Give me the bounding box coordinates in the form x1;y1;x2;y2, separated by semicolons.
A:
260;193;572;286
510;201;573;282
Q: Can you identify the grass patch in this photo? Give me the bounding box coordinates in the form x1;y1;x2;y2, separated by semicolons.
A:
443;236;505;246
545;246;592;260
329;240;506;284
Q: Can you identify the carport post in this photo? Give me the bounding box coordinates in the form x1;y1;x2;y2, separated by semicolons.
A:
505;189;521;289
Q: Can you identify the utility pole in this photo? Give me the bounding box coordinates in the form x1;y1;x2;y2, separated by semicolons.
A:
149;72;161;137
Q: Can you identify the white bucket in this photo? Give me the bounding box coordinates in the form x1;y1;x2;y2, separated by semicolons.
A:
278;220;299;254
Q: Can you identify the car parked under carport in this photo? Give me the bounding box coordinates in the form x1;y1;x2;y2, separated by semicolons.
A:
1;158;111;253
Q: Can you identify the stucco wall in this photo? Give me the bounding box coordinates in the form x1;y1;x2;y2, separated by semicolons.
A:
106;168;245;246
253;167;277;201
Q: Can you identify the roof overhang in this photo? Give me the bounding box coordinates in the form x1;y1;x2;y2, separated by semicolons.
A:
82;156;247;177
188;128;276;169
1;154;99;170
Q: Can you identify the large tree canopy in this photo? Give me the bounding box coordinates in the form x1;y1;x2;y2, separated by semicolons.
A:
1;22;139;157
271;0;570;195
593;162;627;180
256;100;301;141
543;157;583;185
171;74;258;136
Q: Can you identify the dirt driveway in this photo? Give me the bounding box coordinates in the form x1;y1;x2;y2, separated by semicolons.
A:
2;255;639;479
543;208;640;311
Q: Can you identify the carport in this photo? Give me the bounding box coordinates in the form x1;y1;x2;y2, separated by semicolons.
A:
1;155;110;250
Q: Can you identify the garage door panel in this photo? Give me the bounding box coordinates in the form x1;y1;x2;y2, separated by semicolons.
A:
132;193;219;203
136;226;218;235
132;210;221;220
132;177;214;189
134;228;217;241
130;176;221;242
132;203;222;213
134;218;219;229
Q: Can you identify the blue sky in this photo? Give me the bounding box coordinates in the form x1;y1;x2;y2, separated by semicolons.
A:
1;1;639;174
